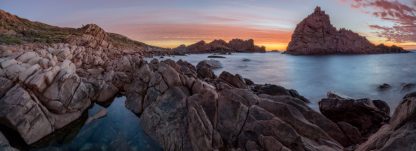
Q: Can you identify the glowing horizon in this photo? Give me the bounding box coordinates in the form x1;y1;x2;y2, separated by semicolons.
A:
1;0;415;50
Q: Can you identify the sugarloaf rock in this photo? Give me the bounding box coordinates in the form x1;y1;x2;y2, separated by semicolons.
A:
285;7;408;55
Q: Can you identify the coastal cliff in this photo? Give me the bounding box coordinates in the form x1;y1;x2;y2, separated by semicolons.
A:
285;7;407;55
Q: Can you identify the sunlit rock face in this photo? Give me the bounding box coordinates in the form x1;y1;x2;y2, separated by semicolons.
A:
286;7;407;55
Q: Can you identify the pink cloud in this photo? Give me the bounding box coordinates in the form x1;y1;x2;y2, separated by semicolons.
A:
342;0;416;42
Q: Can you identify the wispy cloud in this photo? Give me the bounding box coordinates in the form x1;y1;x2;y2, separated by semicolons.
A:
342;0;416;43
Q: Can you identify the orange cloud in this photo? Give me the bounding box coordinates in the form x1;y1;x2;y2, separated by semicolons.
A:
107;23;292;50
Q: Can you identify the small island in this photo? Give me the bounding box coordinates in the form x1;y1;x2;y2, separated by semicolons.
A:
285;7;408;55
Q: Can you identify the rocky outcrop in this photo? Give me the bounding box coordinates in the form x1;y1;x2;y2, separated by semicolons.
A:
174;39;266;54
0;50;95;144
356;92;416;151
122;59;364;150
319;92;390;145
285;7;408;55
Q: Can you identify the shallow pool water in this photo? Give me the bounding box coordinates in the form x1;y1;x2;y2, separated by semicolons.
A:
29;97;162;151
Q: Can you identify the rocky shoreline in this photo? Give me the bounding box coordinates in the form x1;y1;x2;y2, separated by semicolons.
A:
1;8;416;151
1;43;416;150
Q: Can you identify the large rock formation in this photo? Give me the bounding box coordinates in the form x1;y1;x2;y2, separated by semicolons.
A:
174;39;266;54
123;59;368;150
285;7;408;55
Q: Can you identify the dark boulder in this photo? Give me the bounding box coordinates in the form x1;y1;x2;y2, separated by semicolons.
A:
319;92;390;138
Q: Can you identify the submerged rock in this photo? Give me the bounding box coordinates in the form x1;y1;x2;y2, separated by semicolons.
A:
402;83;415;91
207;55;226;58
85;108;108;124
378;83;391;91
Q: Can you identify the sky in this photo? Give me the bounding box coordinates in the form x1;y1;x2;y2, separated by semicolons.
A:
1;0;415;50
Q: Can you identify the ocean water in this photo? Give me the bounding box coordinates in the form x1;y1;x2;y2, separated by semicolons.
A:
153;52;416;110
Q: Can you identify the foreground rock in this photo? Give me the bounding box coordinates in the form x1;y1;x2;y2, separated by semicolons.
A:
285;7;408;55
356;92;416;151
174;39;266;54
319;92;390;145
122;59;363;150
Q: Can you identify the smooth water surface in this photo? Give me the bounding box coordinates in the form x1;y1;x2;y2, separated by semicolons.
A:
31;97;162;151
152;52;416;110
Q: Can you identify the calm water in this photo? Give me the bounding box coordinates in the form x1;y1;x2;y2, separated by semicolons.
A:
154;52;416;110
29;97;162;151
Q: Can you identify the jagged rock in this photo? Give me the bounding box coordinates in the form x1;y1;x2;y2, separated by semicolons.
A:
125;59;346;151
319;92;390;140
285;7;408;55
356;92;416;151
173;39;266;54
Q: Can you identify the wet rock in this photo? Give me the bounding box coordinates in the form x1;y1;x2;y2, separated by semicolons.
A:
378;83;391;90
402;83;415;91
242;58;250;62
319;92;390;138
85;108;108;124
207;55;226;58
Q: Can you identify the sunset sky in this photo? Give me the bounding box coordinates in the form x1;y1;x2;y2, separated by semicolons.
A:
1;0;415;50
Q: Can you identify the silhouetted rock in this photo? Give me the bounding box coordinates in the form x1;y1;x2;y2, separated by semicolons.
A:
174;39;266;54
285;7;408;55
